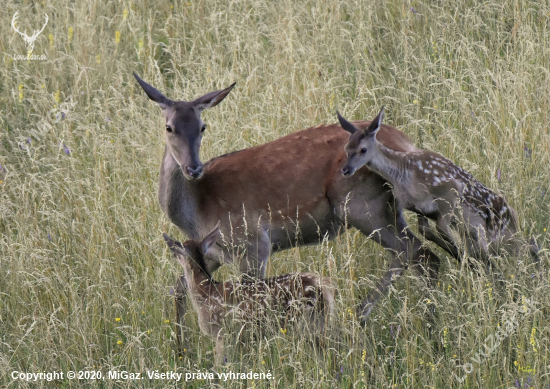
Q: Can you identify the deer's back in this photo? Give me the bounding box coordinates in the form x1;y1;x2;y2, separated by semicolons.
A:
197;122;415;224
219;273;333;317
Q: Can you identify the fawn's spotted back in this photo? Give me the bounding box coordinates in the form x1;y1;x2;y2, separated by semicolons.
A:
408;151;517;235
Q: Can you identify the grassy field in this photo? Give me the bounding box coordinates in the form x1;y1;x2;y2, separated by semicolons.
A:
1;0;549;387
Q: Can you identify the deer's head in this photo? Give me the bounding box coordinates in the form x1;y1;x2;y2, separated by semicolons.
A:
338;107;385;177
134;73;234;180
164;222;223;279
11;12;48;56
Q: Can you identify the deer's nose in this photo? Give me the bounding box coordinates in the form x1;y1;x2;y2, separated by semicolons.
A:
186;164;203;179
342;166;352;176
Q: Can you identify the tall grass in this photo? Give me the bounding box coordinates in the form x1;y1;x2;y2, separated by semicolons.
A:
0;0;548;387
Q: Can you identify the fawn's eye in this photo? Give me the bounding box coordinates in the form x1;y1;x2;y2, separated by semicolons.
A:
360;148;367;154
201;124;207;133
166;126;172;133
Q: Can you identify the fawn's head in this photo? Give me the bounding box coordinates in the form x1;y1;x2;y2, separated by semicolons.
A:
134;72;235;180
163;223;223;279
338;107;385;177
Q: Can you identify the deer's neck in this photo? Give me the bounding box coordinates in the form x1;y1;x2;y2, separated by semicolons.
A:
158;147;201;239
369;142;412;186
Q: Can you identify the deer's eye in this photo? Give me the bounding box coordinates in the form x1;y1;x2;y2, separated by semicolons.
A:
201;124;207;133
360;148;367;154
166;126;172;133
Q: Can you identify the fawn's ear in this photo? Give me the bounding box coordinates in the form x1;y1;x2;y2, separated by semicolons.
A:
163;233;184;254
200;222;221;255
163;233;188;268
364;106;385;137
337;111;359;135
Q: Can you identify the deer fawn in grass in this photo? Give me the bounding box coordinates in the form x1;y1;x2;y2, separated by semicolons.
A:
134;72;441;331
163;224;336;364
338;107;539;266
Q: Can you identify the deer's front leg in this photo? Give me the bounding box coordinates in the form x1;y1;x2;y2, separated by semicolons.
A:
214;330;225;366
174;274;189;357
239;228;272;280
417;214;461;260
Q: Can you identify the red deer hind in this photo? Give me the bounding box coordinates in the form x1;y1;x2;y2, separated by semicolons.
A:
164;224;335;364
338;107;539;265
133;73;440;338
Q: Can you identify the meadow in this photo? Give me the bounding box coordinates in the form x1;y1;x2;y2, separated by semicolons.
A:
1;0;549;387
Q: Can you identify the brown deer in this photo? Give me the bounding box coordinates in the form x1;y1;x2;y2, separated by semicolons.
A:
338;107;539;265
163;225;336;364
133;73;441;336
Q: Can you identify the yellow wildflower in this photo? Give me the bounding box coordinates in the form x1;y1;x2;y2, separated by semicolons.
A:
530;328;537;352
115;31;121;44
68;27;73;43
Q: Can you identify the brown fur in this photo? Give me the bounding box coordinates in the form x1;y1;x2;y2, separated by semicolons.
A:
351;121;419;153
164;231;335;364
340;108;539;263
134;74;441;334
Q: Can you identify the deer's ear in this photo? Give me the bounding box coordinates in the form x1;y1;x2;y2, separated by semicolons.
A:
200;222;221;254
133;72;172;109
365;106;385;137
193;83;235;111
337;111;359;135
164;233;184;254
164;234;187;269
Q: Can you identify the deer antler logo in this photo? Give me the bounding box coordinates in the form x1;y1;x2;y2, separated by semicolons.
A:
11;12;48;60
